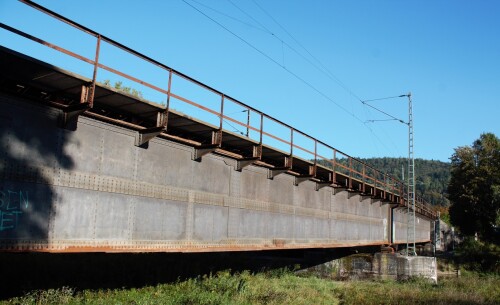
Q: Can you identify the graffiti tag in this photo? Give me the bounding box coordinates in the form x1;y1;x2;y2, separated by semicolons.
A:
0;190;29;231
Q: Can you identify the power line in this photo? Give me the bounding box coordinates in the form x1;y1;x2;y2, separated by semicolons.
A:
362;101;407;124
362;94;409;125
365;118;399;123
223;118;245;135
182;0;365;124
226;0;273;35
251;1;413;134
189;0;268;33
251;0;364;103
226;0;360;103
361;94;407;103
183;0;407;159
250;0;407;159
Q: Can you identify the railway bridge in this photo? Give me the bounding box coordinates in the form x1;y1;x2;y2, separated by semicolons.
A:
0;1;437;254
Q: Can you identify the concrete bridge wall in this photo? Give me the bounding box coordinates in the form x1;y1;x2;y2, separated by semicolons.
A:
0;94;432;252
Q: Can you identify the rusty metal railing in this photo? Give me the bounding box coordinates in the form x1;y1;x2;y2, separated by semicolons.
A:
1;0;436;218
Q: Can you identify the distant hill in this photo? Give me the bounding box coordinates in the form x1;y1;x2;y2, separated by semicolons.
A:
359;157;451;206
316;157;451;206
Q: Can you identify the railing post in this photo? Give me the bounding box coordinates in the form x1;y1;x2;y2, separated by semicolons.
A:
259;113;264;145
362;163;366;194
164;69;173;130
253;113;263;159
400;183;405;205
332;149;337;185
287;128;293;168
348;157;353;189
313;139;317;177
89;34;101;107
246;108;250;137
216;94;224;146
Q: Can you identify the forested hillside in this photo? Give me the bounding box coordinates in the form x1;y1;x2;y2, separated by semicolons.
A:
359;158;451;206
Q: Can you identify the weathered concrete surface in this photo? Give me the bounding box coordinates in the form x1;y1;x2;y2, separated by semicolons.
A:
393;207;432;244
304;252;438;283
0;94;433;253
373;253;437;282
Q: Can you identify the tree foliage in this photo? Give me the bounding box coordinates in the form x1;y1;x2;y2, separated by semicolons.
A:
317;157;451;206
359;157;451;206
448;133;500;242
102;80;143;98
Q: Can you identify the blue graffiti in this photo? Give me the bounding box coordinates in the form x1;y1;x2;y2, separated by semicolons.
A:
0;190;29;231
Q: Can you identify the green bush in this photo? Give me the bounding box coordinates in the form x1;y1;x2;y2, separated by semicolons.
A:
454;237;500;273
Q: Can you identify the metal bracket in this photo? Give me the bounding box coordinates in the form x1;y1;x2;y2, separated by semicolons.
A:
371;188;384;200
360;193;372;199
267;167;290;179
309;165;316;177
60;102;90;129
135;126;165;147
212;130;222;146
192;144;219;161
294;175;313;186
315;182;333;191
235;157;259;171
252;145;262;159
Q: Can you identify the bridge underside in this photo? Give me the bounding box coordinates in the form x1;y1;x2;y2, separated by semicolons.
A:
0;47;434;253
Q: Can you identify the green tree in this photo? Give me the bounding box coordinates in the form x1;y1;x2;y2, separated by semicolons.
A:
102;80;143;98
448;133;500;242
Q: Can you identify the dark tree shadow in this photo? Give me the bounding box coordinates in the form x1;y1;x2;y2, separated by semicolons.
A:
0;248;352;299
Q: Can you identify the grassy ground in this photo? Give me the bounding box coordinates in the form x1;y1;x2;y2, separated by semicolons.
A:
2;270;499;305
339;272;499;305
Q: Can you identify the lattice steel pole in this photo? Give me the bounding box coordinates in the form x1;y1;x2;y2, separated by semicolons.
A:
406;92;416;256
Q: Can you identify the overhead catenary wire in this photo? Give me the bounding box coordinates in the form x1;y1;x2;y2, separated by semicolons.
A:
182;0;366;125
251;0;364;103
361;94;407;103
361;94;410;125
249;0;409;154
183;0;407;158
365;118;399;123
227;0;273;35
251;0;411;130
223;118;245;135
227;0;359;99
188;0;269;33
196;0;393;125
362;101;407;124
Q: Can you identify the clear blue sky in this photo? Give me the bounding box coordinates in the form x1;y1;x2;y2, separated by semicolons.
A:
1;0;499;162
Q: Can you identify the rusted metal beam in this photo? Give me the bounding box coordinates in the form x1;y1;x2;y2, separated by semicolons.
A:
192;143;219;161
59;85;90;129
89;34;101;107
315;182;332;191
135;126;165;147
59;102;90;129
267;167;290;179
235;157;260;171
294;175;313;186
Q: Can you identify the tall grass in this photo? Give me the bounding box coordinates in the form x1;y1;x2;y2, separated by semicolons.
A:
2;270;340;305
338;273;500;305
2;270;498;305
